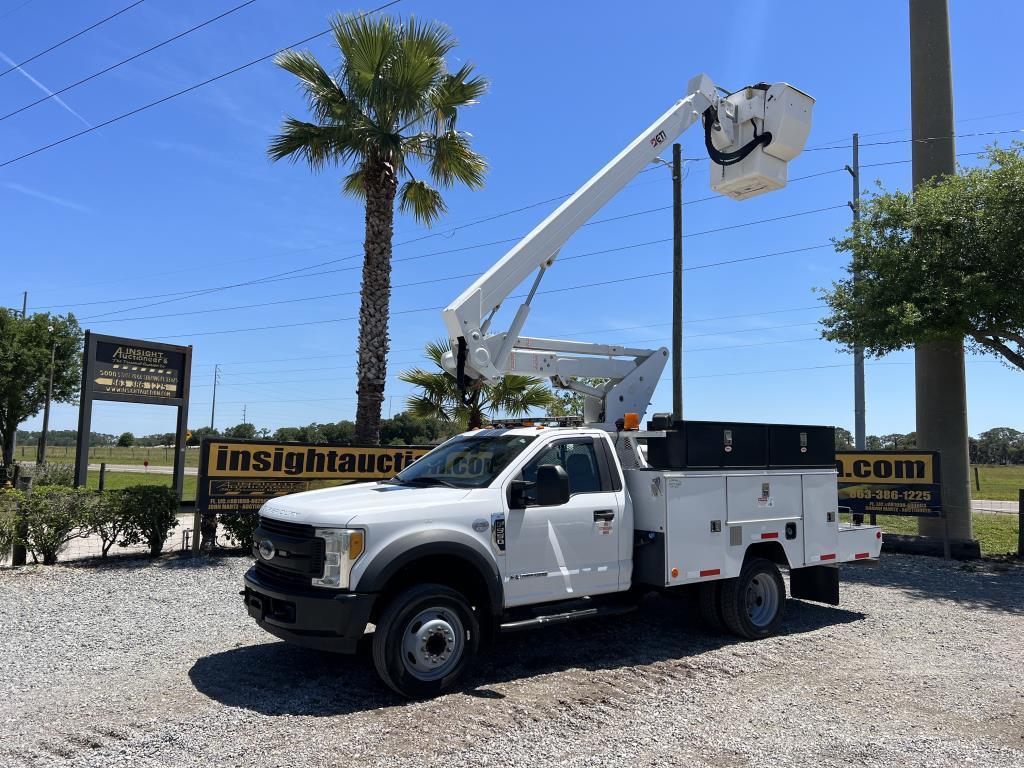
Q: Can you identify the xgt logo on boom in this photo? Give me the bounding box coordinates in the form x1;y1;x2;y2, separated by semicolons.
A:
649;130;667;148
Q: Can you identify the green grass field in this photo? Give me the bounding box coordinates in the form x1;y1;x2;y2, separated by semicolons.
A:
17;444;201;468
843;512;1019;556
85;470;197;502
972;464;1024;501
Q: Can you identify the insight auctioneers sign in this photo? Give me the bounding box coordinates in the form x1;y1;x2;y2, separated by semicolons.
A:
197;438;432;513
834;450;942;517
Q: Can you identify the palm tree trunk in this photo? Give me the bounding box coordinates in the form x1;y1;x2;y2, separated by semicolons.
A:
355;158;398;445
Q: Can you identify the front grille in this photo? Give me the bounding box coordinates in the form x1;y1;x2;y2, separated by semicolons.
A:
254;515;326;586
255;560;316;589
258;516;315;538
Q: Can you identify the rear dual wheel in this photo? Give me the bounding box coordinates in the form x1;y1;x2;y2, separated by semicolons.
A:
718;557;786;639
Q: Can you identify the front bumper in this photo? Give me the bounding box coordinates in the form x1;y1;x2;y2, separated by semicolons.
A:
242;566;376;654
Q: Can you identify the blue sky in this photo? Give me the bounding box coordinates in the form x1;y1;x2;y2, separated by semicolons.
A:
3;0;1022;439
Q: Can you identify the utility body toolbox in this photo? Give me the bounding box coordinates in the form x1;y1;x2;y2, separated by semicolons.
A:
629;419;882;594
644;417;835;471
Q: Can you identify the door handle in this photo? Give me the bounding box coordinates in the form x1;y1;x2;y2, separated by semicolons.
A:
593;510;615;521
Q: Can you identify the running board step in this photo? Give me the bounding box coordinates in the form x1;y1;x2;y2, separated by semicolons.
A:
499;602;637;632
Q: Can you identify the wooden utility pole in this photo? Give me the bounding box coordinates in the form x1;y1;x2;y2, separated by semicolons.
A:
909;0;973;542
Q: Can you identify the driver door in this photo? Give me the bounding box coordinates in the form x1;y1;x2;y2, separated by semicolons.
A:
503;437;622;608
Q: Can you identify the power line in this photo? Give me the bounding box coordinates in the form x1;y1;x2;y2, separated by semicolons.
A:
29;164;845;311
0;0;147;77
85;238;835;325
76;203;842;322
197;334;827;385
0;0;37;22
0;0;403;169
190;303;831;372
0;0;259;122
96;239;838;337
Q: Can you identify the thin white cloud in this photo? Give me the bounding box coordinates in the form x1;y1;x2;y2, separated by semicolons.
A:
3;182;93;213
0;50;93;129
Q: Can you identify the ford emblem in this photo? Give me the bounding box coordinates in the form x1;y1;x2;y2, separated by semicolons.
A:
259;539;276;560
472;519;489;533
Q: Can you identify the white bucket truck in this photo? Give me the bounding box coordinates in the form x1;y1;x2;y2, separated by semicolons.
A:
242;74;882;698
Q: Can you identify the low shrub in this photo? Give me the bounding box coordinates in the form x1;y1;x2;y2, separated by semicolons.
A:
24;463;75;487
117;485;179;557
84;491;129;558
0;489;22;558
20;486;94;565
218;511;258;551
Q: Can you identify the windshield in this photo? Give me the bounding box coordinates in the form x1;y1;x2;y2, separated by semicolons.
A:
389;433;537;489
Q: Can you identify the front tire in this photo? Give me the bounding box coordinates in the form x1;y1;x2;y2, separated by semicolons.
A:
719;557;786;640
372;584;480;699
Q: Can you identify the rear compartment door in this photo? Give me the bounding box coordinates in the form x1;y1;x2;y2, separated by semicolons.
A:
802;472;839;566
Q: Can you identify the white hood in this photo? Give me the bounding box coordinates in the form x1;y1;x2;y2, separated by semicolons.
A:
259;481;472;528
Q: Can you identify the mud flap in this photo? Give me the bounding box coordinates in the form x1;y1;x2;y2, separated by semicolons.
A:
790;565;839;606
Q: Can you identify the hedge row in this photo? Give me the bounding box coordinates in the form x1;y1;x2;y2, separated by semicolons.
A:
0;485;180;564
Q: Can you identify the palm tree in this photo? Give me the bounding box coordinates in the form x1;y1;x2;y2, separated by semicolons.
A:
401;340;557;430
268;14;488;444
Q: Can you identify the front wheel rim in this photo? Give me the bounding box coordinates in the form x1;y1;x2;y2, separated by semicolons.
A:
400;606;465;681
745;573;780;628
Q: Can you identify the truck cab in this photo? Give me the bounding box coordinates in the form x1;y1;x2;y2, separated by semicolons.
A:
243;422;881;698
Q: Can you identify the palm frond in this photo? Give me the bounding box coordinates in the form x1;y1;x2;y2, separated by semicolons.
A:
267;118;357;170
423;338;451;366
274;50;349;123
427;131;486;189
398;179;447;225
340;167;367;199
429;63;488;132
404;393;454;422
332;12;401;110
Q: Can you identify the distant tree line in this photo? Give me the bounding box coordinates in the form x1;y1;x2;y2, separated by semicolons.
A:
834;426;1024;464
17;412;459;453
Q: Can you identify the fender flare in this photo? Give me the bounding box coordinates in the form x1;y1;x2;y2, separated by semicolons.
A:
354;529;503;617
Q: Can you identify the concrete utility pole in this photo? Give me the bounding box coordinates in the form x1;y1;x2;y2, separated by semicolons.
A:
909;0;973;542
846;134;866;450
671;143;683;421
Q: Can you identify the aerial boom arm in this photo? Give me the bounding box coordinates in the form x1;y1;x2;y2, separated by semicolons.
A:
439;73;813;429
442;74;720;382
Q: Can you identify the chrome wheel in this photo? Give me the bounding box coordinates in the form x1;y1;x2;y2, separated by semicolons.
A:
745;572;780;628
401;607;465;681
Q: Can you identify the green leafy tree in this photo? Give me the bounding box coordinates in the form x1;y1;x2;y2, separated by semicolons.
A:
223;422;257;440
268;13;488;445
975;427;1024;464
401;340;556;430
821;144;1024;369
187;426;220;447
0;310;82;466
834;427;854;450
116;432;135;448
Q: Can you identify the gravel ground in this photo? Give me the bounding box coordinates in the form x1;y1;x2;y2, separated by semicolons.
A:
1;553;1022;768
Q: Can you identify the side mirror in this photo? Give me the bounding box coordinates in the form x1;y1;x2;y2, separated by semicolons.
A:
509;479;534;509
536;464;570;506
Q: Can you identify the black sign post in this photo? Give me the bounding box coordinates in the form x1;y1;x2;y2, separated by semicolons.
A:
74;332;192;501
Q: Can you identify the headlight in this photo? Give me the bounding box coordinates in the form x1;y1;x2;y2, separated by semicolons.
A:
312;528;365;589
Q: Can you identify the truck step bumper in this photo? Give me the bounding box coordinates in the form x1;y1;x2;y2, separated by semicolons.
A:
242;566;376;654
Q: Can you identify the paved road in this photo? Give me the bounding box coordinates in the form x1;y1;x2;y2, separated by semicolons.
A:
87;463;198;476
972;499;1019;514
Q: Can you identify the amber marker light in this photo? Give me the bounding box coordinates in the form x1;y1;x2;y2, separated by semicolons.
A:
623;413;640;430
